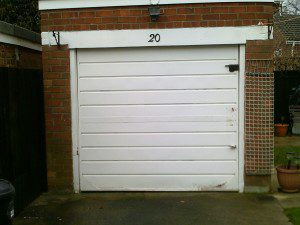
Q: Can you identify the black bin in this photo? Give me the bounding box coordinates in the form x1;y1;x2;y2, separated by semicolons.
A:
0;180;15;224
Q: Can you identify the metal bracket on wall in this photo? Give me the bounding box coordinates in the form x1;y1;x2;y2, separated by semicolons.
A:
14;47;20;61
267;19;273;40
52;31;61;46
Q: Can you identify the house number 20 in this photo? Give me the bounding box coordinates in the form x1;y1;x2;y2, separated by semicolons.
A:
148;34;161;43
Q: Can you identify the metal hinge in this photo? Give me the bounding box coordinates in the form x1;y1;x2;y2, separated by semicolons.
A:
76;147;79;156
225;64;239;72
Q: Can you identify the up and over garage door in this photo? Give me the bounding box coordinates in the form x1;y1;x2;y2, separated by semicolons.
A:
77;45;240;191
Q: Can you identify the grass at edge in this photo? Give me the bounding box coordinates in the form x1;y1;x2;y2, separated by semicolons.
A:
285;208;300;225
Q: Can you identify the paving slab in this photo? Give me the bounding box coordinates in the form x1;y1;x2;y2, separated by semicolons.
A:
274;192;300;209
13;192;291;225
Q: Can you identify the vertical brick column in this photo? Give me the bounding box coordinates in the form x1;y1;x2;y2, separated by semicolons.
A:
42;45;73;189
245;40;274;176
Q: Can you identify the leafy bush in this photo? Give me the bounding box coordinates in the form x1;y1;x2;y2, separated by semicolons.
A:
274;146;300;166
0;0;40;32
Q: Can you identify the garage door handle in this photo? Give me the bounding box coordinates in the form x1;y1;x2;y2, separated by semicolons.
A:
225;64;239;72
229;145;237;149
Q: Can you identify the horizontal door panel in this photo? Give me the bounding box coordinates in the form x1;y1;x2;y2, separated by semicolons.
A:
80;175;238;191
80;104;237;117
80;133;237;147
78;61;237;77
79;90;237;105
80;147;237;161
81;161;237;175
79;115;236;124
79;75;238;91
78;46;238;63
80;121;237;133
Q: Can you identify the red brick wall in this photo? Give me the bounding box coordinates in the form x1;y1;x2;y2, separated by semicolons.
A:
0;43;42;69
41;2;276;189
41;2;275;31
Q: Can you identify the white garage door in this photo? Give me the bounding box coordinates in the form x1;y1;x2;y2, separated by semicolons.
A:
77;46;240;191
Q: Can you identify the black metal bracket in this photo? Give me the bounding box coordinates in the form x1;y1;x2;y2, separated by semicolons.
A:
52;31;60;46
267;19;273;40
225;64;239;72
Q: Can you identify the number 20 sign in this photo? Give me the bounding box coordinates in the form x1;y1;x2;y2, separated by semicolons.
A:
148;34;161;43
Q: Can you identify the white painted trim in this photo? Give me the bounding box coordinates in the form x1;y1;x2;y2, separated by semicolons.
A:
39;0;274;10
70;49;80;193
238;45;245;193
42;26;270;49
0;32;41;51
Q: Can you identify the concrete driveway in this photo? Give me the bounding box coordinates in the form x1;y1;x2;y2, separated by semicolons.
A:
13;192;291;225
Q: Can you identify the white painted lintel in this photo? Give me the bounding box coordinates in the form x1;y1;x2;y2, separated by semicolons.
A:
42;26;270;49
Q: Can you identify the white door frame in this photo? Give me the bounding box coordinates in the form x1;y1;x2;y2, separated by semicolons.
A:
70;49;80;192
67;28;252;193
238;45;245;193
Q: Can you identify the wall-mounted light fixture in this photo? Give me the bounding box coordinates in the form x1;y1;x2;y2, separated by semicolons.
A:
148;5;161;22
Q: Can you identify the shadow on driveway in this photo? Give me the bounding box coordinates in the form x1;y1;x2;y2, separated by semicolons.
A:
13;192;291;225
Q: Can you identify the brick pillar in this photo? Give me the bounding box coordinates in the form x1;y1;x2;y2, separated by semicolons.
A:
244;40;275;190
42;45;73;189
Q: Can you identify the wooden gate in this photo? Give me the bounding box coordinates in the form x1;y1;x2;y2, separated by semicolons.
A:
0;67;47;214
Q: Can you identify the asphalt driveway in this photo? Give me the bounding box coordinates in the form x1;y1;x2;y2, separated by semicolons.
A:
13;192;291;225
